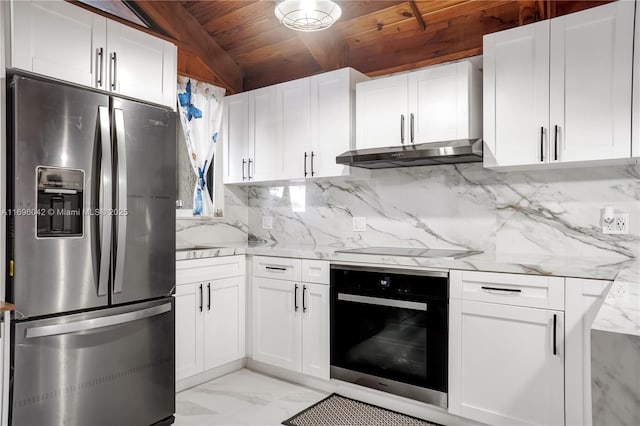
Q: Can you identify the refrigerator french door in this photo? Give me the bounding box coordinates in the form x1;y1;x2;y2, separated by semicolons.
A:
6;73;176;426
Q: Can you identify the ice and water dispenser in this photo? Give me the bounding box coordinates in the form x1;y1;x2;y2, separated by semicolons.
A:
36;167;84;237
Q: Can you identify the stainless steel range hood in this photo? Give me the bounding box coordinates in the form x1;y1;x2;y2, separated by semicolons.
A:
336;138;483;169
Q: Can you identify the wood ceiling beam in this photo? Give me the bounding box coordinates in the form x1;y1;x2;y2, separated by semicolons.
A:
408;1;426;31
134;1;243;93
297;31;344;71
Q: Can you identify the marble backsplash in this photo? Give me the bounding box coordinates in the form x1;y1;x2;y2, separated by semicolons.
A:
245;163;640;260
176;184;249;246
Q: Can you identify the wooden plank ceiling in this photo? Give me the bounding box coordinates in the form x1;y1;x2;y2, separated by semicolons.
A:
133;0;611;94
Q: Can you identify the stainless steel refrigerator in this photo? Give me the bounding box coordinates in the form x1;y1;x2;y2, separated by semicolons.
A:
6;74;176;426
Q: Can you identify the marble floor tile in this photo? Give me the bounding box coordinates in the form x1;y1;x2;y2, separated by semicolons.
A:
175;369;328;426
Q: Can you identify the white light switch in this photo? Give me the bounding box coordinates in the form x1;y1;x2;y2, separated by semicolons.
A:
262;216;273;230
352;217;367;232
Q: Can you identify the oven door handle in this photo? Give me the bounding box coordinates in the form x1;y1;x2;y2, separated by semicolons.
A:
337;293;427;311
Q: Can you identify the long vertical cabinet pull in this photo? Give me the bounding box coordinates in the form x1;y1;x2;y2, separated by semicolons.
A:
199;284;203;312
400;114;405;144
552;314;557;355
110;52;117;90
302;285;307;312
304;152;308;177
96;106;112;297
540;127;544;162
310;152;315;176
207;283;211;310
554;125;559;161
294;284;299;312
248;159;253;180
96;48;104;88
113;109;128;294
410;113;415;144
242;159;246;181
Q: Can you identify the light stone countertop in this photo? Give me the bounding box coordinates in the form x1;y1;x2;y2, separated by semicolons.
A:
176;242;639;336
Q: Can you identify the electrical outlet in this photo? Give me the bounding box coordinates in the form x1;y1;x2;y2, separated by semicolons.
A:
602;213;629;234
352;217;367;232
262;216;273;230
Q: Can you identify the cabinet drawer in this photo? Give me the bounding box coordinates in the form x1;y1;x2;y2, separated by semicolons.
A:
450;270;564;310
253;256;301;281
302;259;329;285
177;255;246;285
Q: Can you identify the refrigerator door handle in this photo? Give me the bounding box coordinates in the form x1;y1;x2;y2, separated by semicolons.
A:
97;106;113;297
24;302;172;339
113;108;128;294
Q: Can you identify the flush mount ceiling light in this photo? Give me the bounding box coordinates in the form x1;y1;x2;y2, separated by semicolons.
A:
275;0;342;32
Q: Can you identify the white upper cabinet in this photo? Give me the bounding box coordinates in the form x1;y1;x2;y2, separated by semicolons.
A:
9;0;177;109
11;0;106;89
280;78;311;179
409;61;482;144
484;1;634;168
356;74;409;149
222;67;368;183
356;61;482;151
483;21;550;167
106;20;176;107
550;2;633;163
223;93;250;184
309;68;367;178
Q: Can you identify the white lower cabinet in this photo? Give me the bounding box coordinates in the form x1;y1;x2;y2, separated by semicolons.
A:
449;270;565;426
252;257;330;380
175;256;246;383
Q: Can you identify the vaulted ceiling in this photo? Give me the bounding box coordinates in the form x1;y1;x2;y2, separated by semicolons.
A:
129;0;610;94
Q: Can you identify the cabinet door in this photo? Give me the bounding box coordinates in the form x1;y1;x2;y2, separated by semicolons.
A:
250;86;281;181
356;74;408;149
310;69;352;178
106;20;176;107
301;283;329;380
252;277;302;372
11;0;106;89
223;93;249;183
409;62;474;144
483;21;550;167
175;283;204;381
564;278;609;426
279;78;311;179
204;276;245;370
449;300;564;426
550;1;634;163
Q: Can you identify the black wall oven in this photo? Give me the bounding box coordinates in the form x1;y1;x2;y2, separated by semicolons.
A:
330;265;448;407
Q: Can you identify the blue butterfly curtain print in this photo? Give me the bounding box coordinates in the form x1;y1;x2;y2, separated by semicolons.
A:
176;76;226;216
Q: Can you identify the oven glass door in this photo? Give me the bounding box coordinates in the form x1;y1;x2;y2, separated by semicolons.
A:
332;293;447;392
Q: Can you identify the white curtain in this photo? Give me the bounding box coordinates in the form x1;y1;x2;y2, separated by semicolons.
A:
177;76;225;216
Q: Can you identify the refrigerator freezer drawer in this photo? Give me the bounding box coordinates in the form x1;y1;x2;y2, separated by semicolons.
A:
11;298;175;426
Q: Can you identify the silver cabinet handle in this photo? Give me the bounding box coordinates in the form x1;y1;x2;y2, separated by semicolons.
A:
400;114;405;144
97;106;112;297
242;158;246;181
248;158;253;180
294;284;299;312
96;47;104;87
113;109;127;294
410;113;415;144
310;151;315;176
304;152;308;177
337;293;427;311
199;284;203;312
110;52;117;90
25;303;172;339
207;283;211;311
265;266;287;271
